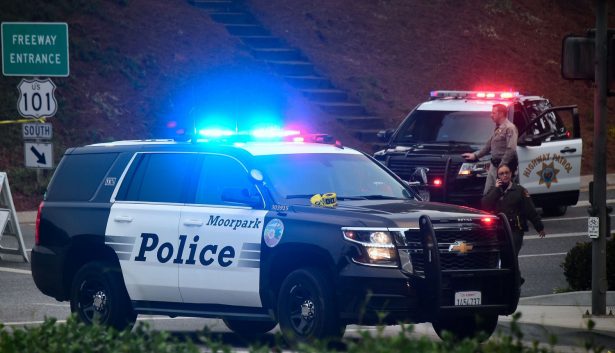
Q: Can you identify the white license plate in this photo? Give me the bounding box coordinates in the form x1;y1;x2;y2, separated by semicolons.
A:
454;291;481;306
418;188;430;201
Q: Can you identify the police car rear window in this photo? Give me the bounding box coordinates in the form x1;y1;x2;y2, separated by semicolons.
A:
46;153;119;201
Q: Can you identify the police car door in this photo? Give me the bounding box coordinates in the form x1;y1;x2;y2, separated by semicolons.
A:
178;154;266;307
107;152;197;303
516;107;582;203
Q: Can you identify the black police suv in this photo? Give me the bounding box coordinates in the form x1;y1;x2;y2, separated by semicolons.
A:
31;134;521;343
375;90;582;215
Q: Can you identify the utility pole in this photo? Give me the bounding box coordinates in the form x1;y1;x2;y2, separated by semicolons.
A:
591;0;608;316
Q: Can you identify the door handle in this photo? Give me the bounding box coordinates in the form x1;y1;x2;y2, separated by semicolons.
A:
183;219;203;227
114;215;134;223
560;147;576;154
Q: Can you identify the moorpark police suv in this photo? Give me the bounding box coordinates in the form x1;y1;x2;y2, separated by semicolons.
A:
31;133;521;343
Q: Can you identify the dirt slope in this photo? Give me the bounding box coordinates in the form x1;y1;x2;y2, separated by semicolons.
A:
0;0;613;210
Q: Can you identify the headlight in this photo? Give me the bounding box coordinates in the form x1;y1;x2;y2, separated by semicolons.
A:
458;160;491;176
342;229;399;267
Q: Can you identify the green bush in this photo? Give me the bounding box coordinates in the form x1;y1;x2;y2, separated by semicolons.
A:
0;313;606;353
0;317;199;353
562;237;615;290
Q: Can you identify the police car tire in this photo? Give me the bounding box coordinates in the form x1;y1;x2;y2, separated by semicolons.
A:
542;205;567;217
222;318;278;336
432;313;498;342
277;267;344;344
70;261;136;331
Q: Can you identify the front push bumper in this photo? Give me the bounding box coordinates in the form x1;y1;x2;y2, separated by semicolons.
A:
336;214;520;325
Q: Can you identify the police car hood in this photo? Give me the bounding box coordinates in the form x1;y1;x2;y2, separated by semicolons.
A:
291;199;488;228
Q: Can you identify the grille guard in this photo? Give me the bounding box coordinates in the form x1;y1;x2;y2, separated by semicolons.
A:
417;213;520;319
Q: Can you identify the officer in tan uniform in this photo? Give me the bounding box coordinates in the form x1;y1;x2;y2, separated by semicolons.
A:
462;103;518;195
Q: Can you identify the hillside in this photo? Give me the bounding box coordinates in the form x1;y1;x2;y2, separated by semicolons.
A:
0;0;613;210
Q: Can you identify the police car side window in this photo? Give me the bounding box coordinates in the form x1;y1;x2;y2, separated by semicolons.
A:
195;155;256;206
527;113;558;142
513;105;527;133
117;153;196;203
46;153;119;201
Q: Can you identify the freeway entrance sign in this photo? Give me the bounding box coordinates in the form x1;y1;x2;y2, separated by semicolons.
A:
1;22;69;77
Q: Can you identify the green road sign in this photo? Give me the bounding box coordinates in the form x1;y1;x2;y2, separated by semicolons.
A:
1;22;69;77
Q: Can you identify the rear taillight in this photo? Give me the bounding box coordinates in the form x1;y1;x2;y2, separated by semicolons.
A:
35;201;44;245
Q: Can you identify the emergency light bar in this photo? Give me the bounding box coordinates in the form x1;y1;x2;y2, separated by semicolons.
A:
192;127;343;147
430;90;520;100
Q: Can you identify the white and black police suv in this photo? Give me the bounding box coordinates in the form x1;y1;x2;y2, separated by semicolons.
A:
375;90;582;216
32;129;521;343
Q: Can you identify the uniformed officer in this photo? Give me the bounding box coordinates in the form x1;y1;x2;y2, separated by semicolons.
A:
461;103;518;195
481;164;546;256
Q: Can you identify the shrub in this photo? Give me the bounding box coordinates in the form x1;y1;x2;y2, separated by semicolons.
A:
0;316;199;353
0;313;608;353
562;237;615;290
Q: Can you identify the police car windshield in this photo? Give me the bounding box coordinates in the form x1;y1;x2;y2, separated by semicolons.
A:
393;110;493;145
255;153;414;202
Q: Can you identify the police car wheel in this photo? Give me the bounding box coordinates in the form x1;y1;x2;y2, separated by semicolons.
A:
432;314;498;342
222;318;278;336
542;205;567;217
70;261;136;330
277;267;344;344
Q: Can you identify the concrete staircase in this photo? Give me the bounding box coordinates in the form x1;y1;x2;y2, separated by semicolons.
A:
188;0;386;149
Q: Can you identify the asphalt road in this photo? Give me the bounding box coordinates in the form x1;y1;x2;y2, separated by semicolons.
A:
1;189;613;348
520;188;615;297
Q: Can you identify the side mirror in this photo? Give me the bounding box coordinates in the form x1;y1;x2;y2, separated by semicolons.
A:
221;188;262;208
376;129;395;142
410;167;429;185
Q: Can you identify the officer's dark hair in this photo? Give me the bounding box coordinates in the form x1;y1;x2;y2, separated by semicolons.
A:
497;164;511;173
497;163;515;177
492;103;507;114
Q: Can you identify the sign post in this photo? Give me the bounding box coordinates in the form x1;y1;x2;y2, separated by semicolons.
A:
1;22;69;77
590;0;608;316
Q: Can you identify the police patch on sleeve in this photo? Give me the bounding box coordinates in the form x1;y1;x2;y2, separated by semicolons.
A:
264;218;284;248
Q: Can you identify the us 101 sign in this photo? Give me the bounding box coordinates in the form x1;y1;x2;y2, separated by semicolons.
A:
17;78;57;118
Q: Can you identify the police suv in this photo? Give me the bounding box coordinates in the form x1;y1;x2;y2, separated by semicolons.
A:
375;90;582;216
31;130;521;343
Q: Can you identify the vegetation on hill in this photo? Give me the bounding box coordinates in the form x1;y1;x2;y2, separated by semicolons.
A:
0;0;613;210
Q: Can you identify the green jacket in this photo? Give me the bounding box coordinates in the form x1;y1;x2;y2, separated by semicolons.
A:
481;183;544;233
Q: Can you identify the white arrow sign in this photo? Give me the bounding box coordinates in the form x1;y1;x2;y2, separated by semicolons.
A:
24;142;53;169
17;78;58;118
